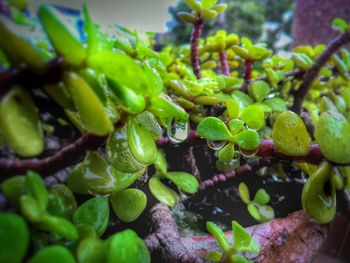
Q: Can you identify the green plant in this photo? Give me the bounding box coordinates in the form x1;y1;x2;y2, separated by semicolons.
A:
0;1;350;262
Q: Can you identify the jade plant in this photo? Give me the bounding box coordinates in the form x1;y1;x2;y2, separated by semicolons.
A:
0;0;350;262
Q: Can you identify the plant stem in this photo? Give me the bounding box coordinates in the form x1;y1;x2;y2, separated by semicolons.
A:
0;133;107;176
219;50;230;76
190;17;204;79
244;59;254;82
291;31;350;114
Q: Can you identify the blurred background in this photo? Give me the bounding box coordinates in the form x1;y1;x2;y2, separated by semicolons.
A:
28;0;350;52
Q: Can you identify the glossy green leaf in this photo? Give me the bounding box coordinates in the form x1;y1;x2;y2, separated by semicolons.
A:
149;177;179;207
272;111;310;156
82;151;118;195
77;237;106;263
0;86;44;157
144;60;163;96
249;80;270;102
238;182;250;204
263;97;287;112
136;111;163;140
64;72;113;135
154;150;168;175
106;77;146;114
0;213;29;263
253;189;270;205
114;169;145;192
150;93;189;121
228;119;244;135
28;245;76;263
87;51;149;94
43;82;75;111
39;4;86;65
73;197;109;237
106;127;146;173
235;130;260;151
232;220;259;253
315;111;350;164
79;68;107;104
110;188;147;222
206;221;230;253
218;143;235;162
165;172;199;194
226;98;240;119
25;171;48;211
47;184;77;219
37;214;79;240
302;162;336;224
19;195;44;223
127;118;157;165
247;203;260;221
240;105;265;130
197;117;233;141
106;229;150;263
67;163;89;195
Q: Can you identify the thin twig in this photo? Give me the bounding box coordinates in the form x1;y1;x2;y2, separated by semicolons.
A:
219;50;230;76
291;31;350;114
190;17;204;79
0;133;106;177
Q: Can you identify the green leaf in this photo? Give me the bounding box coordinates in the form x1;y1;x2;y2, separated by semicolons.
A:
302;162;336;224
73;197;109;237
67;163;89;195
238;182;250;204
226;98;240;118
39;4;86;66
165;172;199;194
47;184;77;219
82;151;118;195
144;60;163;96
1;176;26;204
37;214;79;240
272;111;310;156
114;169;145;193
106;127;146;173
77;237;106;263
87;51;149;94
150;93;189;121
263;97;287;112
19;195;44;223
228;119;244;135
148;177;179;207
206;221;230;253
235;130;260;151
240;105;265;130
0;86;44;157
332;18;349;33
232;220;259;253
247;203;260;221
253;189;270;205
0;213;29;263
64;72;113;136
202;0;218;8
218;143;235;162
106;229;150;263
25;171;48;211
314;111;350;164
127;118;157;165
28;246;76;263
249;80;270;102
110;189;147;222
197;117;233;141
154;150;168;175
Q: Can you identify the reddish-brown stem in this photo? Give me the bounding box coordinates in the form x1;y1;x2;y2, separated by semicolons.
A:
244;59;254;82
190;17;204;79
198;159;272;190
0;57;64;98
219;50;230;76
291;31;350;114
0;133;107;177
